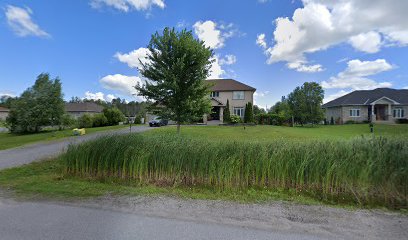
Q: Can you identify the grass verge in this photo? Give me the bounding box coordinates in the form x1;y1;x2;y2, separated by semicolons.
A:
0;124;128;150
0;158;323;205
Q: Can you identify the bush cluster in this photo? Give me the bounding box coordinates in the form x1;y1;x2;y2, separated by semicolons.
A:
62;107;125;129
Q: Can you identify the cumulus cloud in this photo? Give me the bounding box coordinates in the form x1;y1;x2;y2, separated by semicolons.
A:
322;59;393;90
256;33;267;49
99;74;143;96
90;0;165;12
219;54;237;65
84;91;107;101
323;90;351;103
193;20;238;49
349;31;382;53
287;61;323;73
208;56;225;79
258;0;408;71
114;48;151;69
5;5;50;37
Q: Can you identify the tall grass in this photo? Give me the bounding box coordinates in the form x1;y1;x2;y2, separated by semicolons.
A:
63;134;408;208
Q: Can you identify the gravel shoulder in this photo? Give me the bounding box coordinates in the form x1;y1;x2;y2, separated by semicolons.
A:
4;194;404;240
0;125;151;170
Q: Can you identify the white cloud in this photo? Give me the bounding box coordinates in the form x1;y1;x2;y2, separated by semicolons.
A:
114;48;151;69
256;33;267;49
349;31;382;53
287;61;323;73
403;86;408;90
84;91;106;101
219;54;237;65
259;0;408;70
5;5;49;37
208;56;224;79
323;90;351;103
105;94;117;102
99;74;142;96
193;20;238;49
90;0;165;12
322;59;393;90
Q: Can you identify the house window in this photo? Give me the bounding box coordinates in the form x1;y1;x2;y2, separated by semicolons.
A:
349;109;360;117
210;91;219;97
233;91;245;100
393;108;405;118
233;107;244;117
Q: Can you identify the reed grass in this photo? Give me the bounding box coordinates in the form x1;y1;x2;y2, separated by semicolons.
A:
63;134;408;208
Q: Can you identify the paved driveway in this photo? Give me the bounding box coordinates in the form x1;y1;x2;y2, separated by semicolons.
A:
0;125;151;170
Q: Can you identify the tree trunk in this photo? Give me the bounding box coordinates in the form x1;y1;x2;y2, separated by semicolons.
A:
177;122;181;134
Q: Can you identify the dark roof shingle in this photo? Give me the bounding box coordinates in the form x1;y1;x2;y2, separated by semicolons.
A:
322;88;408;108
65;102;104;113
206;79;256;92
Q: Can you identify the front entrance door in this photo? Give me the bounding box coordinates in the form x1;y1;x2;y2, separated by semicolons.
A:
210;106;220;120
375;105;387;121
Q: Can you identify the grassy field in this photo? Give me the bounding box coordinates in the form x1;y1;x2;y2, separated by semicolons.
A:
1;124;407;210
145;124;408;141
0;125;128;150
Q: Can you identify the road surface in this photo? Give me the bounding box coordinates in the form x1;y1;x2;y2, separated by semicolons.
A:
0;198;324;240
0;125;151;170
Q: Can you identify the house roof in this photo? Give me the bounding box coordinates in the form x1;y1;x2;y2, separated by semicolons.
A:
322;88;408;108
0;106;9;112
206;79;256;92
65;102;104;113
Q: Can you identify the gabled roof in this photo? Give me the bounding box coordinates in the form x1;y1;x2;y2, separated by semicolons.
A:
206;79;256;92
0;106;9;112
65;102;104;113
322;88;408;108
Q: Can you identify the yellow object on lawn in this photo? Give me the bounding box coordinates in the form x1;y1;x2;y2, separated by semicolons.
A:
72;128;86;136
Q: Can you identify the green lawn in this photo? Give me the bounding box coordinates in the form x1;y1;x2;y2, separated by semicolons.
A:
145;124;408;141
0;125;128;150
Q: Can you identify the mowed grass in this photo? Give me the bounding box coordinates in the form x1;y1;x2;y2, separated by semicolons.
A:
145;124;408;141
0;125;128;150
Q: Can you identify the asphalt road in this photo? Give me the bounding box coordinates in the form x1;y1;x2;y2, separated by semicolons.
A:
0;125;151;170
0;199;322;240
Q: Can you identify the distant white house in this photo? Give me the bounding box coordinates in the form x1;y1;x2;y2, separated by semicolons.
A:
0;107;9;120
65;102;104;119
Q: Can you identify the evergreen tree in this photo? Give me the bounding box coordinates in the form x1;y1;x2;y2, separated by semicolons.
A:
244;102;254;123
136;27;213;133
223;99;231;123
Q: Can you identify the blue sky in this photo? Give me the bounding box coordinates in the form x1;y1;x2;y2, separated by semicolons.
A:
1;0;408;108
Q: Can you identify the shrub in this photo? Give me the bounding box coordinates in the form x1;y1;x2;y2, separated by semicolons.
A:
396;118;408;124
223;100;231;123
244;102;254;123
103;107;125;126
78;114;93;128
229;114;241;124
92;113;108;127
330;117;334;125
345;120;356;124
64;134;408;209
61;114;76;129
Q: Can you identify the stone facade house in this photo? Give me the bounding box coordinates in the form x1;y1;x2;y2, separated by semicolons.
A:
0;107;9;120
65;102;104;119
322;88;408;124
204;79;256;123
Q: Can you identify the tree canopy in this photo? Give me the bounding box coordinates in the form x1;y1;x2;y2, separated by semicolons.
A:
136;27;213;133
7;73;64;133
287;82;324;125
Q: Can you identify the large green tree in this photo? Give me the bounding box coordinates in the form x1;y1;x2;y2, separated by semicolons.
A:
7;73;64;133
136;27;213;133
287;82;324;125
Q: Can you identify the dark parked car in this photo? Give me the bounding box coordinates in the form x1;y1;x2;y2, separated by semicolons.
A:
149;117;168;127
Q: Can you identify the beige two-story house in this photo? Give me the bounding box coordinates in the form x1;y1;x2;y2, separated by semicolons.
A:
205;79;256;123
